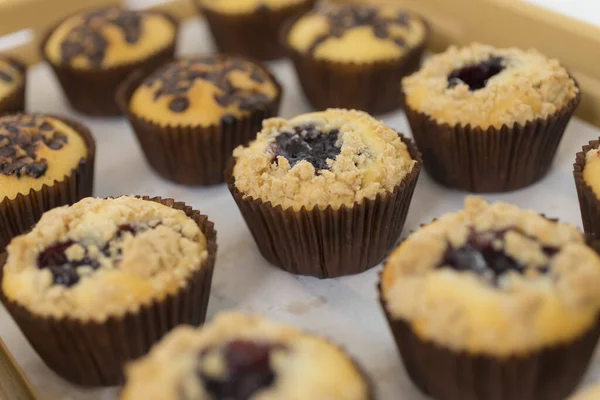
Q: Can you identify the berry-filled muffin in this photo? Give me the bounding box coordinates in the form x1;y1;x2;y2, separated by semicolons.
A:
402;43;580;192
122;313;373;400
0;196;217;386
0;56;26;114
42;7;178;116
195;0;315;61
227;109;421;278
118;55;281;185
380;197;600;400
283;3;428;114
0;114;95;250
574;141;600;239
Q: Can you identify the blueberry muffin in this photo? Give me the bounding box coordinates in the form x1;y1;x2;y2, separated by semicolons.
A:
1;196;217;386
122;313;372;400
118;55;282;185
284;3;428;114
575;141;600;239
0;56;26;114
0;114;94;250
227;108;421;278
42;7;178;116
402;43;580;192
196;0;315;61
380;197;600;400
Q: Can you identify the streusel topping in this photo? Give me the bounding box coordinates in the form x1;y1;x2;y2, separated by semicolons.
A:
381;197;600;356
232;109;415;210
198;0;307;14
583;148;600;199
402;43;579;128
122;313;370;400
2;196;207;321
288;3;427;63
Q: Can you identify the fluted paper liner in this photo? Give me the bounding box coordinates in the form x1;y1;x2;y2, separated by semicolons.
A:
574;140;600;239
226;134;422;278
197;0;315;61
117;62;283;185
40;10;178;117
378;222;600;400
0;115;95;251
0;196;217;387
0;57;26;115
280;15;428;115
403;86;581;193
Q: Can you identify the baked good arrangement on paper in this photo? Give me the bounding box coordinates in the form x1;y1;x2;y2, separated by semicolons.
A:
1;1;600;400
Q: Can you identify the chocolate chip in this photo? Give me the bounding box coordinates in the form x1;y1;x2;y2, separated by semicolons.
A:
249;69;265;83
0;70;13;83
220;114;236;126
169;97;190;113
272;124;341;172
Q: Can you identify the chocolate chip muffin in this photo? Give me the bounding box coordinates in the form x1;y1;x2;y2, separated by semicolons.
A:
226;109;421;278
0;196;217;386
118;55;282;185
0;56;26;114
196;0;315;61
380;197;600;400
402;43;580;192
283;3;428;114
0;114;94;250
574;140;600;239
42;7;178;116
122;313;373;400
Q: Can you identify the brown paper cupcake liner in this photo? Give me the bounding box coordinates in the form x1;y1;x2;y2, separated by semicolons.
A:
0;57;26;115
0;114;95;251
404;86;581;193
280;15;428;115
0;196;217;387
225;134;422;278
116;62;283;186
574;140;600;239
40;10;178;117
197;0;316;61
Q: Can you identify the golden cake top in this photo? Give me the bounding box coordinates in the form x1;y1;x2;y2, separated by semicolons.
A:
129;56;279;127
232;109;415;210
44;7;176;69
402;43;579;129
0;57;24;101
122;313;370;400
0;114;87;201
198;0;308;14
1;196;208;322
287;4;427;63
583;148;600;200
381;197;600;357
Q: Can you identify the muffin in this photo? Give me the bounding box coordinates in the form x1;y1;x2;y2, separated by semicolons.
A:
122;312;373;400
0;196;217;386
0;56;26;114
380;197;600;400
0;114;95;250
117;55;282;185
226;108;421;278
570;384;600;400
196;0;315;61
574;140;600;239
283;3;428;114
402;43;580;192
42;7;178;116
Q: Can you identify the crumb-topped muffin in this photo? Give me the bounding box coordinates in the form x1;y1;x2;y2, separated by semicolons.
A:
119;55;281;185
227;109;422;277
122;313;372;400
284;3;428;114
196;0;315;61
0;56;26;114
43;7;178;116
380;197;600;400
402;43;581;192
0;114;94;250
0;196;217;386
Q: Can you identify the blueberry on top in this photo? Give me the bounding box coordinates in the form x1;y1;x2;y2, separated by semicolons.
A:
447;57;505;91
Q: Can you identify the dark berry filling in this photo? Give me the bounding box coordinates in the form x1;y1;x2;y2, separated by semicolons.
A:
198;340;284;400
271;124;341;171
37;224;142;287
447;57;505;91
439;229;556;285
